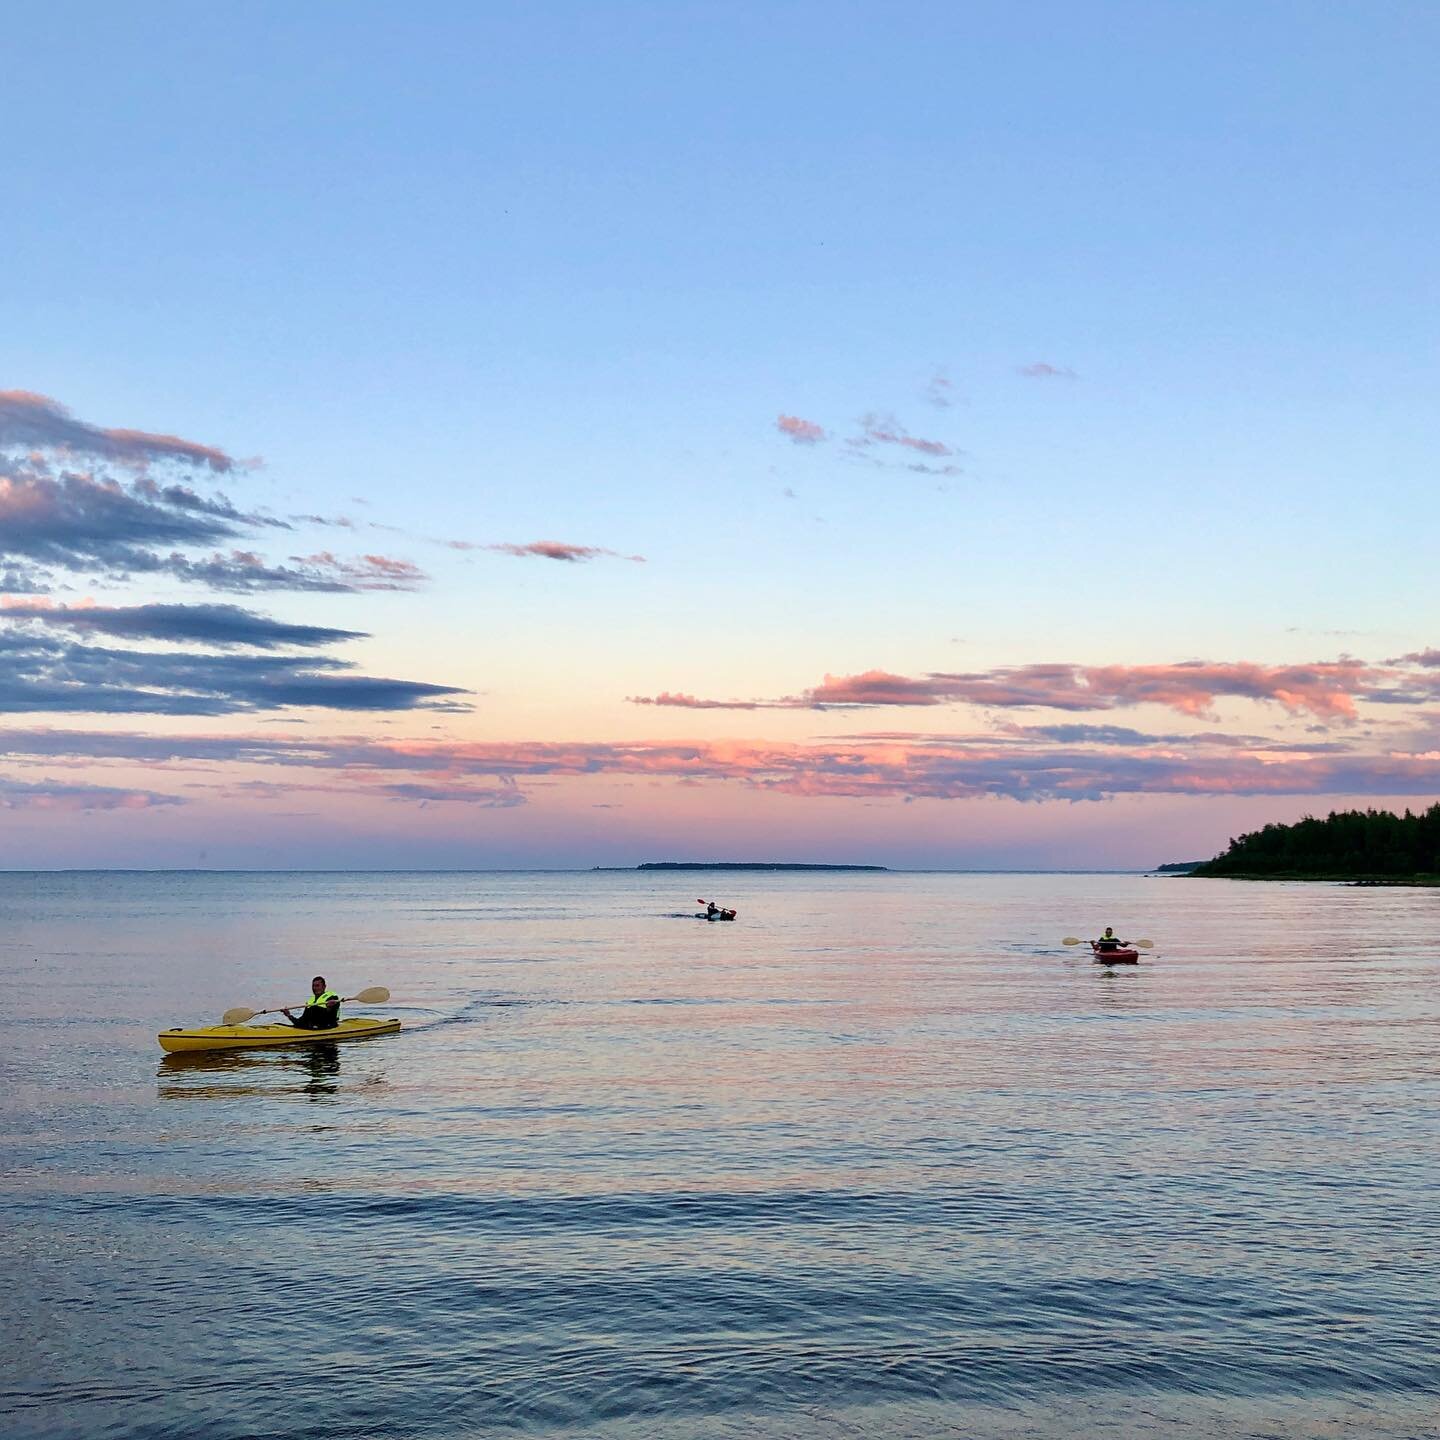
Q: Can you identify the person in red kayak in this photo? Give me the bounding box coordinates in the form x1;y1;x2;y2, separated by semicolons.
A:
1093;927;1127;953
282;976;341;1030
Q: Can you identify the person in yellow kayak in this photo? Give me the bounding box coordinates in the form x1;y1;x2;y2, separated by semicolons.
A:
282;976;341;1030
1093;926;1128;953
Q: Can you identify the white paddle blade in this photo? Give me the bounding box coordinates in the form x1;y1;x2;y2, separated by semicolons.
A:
1133;939;1155;949
1061;937;1083;946
222;1006;259;1025
350;986;390;1004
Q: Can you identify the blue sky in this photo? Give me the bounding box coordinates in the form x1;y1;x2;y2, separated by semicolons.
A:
2;2;1437;867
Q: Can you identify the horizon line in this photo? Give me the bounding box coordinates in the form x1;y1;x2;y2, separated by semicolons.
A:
0;865;1160;876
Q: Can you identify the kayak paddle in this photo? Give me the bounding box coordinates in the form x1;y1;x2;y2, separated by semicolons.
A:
1061;937;1154;948
221;986;391;1026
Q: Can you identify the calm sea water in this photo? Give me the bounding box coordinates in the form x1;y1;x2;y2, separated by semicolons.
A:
2;870;1438;1440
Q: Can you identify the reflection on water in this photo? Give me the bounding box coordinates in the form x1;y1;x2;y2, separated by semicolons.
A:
3;870;1440;1440
158;1041;347;1101
1091;962;1144;1008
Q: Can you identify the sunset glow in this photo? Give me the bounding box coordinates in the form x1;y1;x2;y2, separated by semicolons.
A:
4;5;1437;868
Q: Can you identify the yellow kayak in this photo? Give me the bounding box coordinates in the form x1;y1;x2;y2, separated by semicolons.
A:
158;1016;401;1054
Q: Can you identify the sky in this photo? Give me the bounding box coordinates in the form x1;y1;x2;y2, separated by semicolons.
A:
2;0;1438;869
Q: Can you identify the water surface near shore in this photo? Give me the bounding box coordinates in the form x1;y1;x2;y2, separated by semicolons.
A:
2;870;1437;1439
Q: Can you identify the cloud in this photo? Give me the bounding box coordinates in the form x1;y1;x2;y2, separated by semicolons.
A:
922;372;958;409
0;468;273;573
1000;722;1353;753
484;541;645;564
215;776;526;808
285;551;426;587
628;658;1392;721
1393;648;1440;668
2;725;1438;806
846;658;1381;720
774;404;962;474
0;390;463;720
805;671;947;706
1;600;365;649
629;691;764;710
1018;362;1077;379
0;774;185;811
852;413;954;457
0;393;428;594
1;564;48;594
776;414;827;445
0;631;465;715
141;549;420;592
1073;661;1375;719
291;512;359;529
379;781;526;807
0;390;234;471
0;463;428;592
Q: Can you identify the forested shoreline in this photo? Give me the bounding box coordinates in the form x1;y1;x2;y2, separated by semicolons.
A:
1192;804;1440;882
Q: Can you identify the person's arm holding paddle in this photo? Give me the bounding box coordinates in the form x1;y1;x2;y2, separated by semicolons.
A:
283;975;342;1029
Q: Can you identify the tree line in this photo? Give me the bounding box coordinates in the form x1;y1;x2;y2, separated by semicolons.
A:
1192;803;1440;879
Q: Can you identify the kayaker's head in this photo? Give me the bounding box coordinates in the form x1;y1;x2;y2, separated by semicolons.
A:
311;975;327;996
1103;927;1114;938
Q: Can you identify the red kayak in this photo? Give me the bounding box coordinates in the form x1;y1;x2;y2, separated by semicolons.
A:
1091;942;1139;963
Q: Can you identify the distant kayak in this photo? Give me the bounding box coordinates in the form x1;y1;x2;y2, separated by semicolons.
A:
1090;943;1139;964
694;912;737;922
158;1016;401;1053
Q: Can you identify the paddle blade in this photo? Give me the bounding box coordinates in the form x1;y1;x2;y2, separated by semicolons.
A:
1133;939;1154;949
1061;937;1083;946
222;1006;259;1025
349;986;390;1004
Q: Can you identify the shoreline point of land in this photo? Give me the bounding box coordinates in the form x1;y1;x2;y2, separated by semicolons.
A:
630;861;889;872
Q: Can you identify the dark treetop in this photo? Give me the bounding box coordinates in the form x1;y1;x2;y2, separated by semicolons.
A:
1190;804;1440;882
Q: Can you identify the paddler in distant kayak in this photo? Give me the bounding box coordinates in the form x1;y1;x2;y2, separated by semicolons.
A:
1093;927;1127;953
282;976;341;1030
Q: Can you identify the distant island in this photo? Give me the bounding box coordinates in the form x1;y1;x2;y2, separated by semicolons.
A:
1189;804;1440;884
1154;861;1204;874
633;862;889;872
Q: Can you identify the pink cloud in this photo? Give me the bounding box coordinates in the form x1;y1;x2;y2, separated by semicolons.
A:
1;596;67;614
776;414;827;445
289;551;426;588
855;414;953;457
629;692;763;710
5;725;1440;806
0;390;234;471
1076;661;1375;720
487;541;645;563
803;671;947;706
629;658;1391;721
